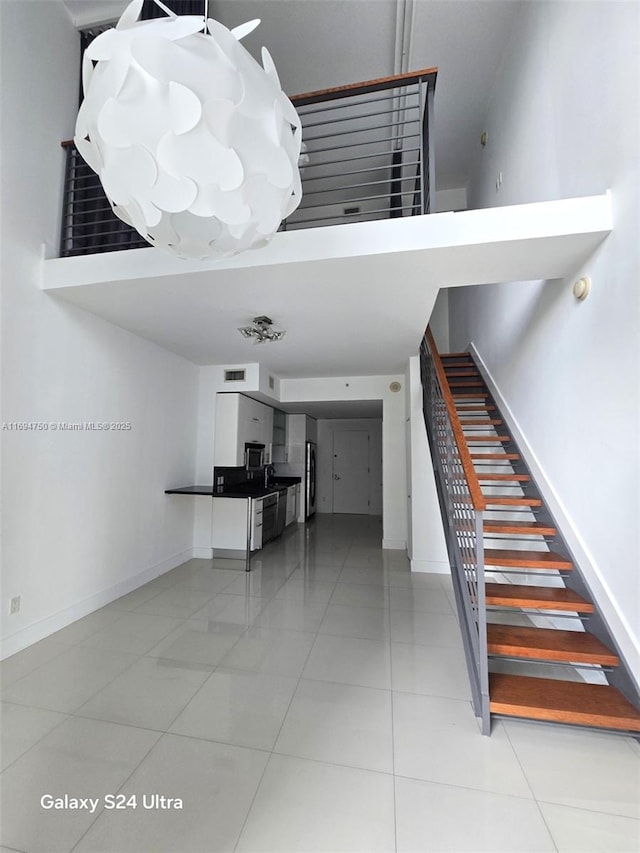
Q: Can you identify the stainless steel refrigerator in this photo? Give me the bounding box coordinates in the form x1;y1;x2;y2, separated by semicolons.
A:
305;441;317;519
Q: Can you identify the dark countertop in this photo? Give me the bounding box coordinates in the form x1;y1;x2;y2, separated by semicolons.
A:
165;485;282;498
165;477;301;499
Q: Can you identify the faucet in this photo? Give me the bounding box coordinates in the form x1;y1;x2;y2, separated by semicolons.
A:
264;465;276;488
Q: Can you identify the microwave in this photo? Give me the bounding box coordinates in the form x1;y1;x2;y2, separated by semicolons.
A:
244;443;265;471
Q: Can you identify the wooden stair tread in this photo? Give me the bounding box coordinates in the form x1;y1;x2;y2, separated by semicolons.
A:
452;393;489;399
459;419;503;425
457;405;496;412
477;473;530;481
487;624;618;665
471;452;519;460
466;435;510;442
484;520;556;535
448;379;484;386
483;496;542;507
441;352;472;358
489;673;640;731
485;582;592;611
485;548;571;569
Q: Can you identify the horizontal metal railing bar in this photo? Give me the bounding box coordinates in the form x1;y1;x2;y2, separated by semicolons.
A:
66;175;108;187
296;188;414;211
63;222;128;232
301;158;421;181
302;146;421;170
301;102;420;129
64;246;145;256
65;190;110;202
305;132;420;156
61;227;143;240
302;175;419;196
287;203;416;225
303;118;421;144
296;90;421;118
290;67;436;106
62;203;115;215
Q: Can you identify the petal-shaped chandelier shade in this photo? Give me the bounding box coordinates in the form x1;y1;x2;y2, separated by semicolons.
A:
75;0;303;259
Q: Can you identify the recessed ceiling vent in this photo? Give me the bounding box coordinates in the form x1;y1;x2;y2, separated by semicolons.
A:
224;369;246;382
344;206;361;215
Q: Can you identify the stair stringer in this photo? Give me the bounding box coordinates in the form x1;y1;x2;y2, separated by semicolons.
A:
468;342;640;709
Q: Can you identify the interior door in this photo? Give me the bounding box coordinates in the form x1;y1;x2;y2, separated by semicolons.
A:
332;431;370;514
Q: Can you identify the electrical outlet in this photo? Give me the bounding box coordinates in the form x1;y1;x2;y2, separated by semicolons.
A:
10;595;21;614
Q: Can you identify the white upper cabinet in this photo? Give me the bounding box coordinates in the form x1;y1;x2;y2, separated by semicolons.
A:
214;393;274;467
214;394;243;466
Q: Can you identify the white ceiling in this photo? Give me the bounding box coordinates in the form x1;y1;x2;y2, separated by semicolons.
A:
273;399;383;420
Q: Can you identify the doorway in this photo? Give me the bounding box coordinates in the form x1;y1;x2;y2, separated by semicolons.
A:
332;430;371;514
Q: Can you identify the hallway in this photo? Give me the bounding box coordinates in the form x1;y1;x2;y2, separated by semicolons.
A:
1;515;638;852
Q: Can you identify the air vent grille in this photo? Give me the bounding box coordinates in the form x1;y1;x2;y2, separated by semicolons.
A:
224;369;246;382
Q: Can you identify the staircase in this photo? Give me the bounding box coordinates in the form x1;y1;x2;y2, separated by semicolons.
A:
422;332;640;735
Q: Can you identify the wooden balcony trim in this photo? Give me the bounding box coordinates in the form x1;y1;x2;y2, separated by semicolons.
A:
290;67;438;107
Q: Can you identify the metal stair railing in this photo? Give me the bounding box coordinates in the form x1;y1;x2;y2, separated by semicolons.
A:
59;67;437;257
420;327;490;734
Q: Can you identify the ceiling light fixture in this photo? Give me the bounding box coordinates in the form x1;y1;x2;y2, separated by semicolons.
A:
74;0;303;260
238;316;286;344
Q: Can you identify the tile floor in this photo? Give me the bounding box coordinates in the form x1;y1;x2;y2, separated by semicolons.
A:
1;514;639;853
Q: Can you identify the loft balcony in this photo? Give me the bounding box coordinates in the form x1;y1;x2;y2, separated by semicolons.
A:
48;68;612;373
60;69;438;258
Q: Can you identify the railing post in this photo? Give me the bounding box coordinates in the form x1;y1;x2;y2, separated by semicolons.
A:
418;78;426;215
425;81;436;215
475;509;490;734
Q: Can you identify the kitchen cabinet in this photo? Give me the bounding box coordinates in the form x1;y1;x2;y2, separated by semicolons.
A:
271;409;286;463
214;393;273;466
211;496;265;554
285;484;299;526
211;497;250;550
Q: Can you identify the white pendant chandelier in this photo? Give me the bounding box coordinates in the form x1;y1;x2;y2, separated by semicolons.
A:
75;0;303;259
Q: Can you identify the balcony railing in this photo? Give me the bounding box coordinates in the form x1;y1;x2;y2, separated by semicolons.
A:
59;67;437;257
420;326;490;735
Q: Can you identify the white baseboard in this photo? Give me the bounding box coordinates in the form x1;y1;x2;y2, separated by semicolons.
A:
192;547;214;559
1;548;195;661
410;559;450;574
470;342;640;687
382;539;406;550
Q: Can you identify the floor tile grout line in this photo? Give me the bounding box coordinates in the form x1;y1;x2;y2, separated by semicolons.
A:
0;704;72;775
501;717;561;851
231;540;346;853
387;552;399;853
67;724;166;853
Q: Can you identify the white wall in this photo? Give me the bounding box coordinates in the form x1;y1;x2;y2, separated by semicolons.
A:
280;375;407;548
1;1;200;657
405;358;449;573
316;419;383;515
429;290;450;353
448;1;640;679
